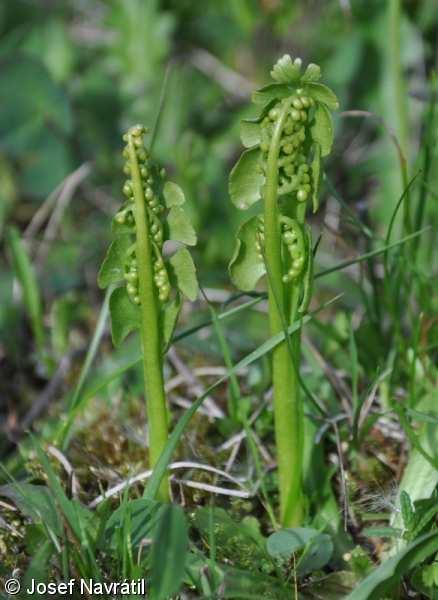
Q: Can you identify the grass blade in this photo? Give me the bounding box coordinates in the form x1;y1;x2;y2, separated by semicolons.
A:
58;284;114;449
150;504;188;599
149;63;172;154
316;227;428;280
6;226;47;367
325;176;374;239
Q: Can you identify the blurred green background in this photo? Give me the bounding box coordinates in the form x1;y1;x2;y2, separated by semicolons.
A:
1;5;437;592
0;0;437;420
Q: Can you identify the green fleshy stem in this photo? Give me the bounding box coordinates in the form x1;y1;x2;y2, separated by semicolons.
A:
126;128;169;502
264;98;305;526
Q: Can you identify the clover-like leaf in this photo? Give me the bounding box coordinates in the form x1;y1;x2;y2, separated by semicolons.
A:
109;286;140;347
167;206;197;246
267;527;319;560
163;181;186;207
229;216;265;291
297;533;333;576
267;527;333;576
301;63;321;83
311;103;334;157
169;247;198;301
270;55;302;84
162;294;181;350
310;143;322;213
252;83;292;105
98;235;132;289
305;82;339;110
229;148;264;210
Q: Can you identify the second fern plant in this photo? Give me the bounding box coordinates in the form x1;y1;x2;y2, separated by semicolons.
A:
229;56;338;526
98;125;198;501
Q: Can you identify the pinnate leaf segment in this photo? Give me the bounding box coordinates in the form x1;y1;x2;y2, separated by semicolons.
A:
230;55;338;297
98;125;198;347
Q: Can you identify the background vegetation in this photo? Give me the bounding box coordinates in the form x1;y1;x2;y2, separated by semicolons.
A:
0;1;437;598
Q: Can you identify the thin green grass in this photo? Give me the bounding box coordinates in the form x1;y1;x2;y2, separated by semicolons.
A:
58;284;114;449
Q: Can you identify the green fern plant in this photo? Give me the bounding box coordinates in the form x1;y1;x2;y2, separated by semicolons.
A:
98;124;198;501
228;56;338;526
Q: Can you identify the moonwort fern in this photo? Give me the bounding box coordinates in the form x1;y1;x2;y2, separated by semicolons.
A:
98;124;198;501
229;56;338;526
